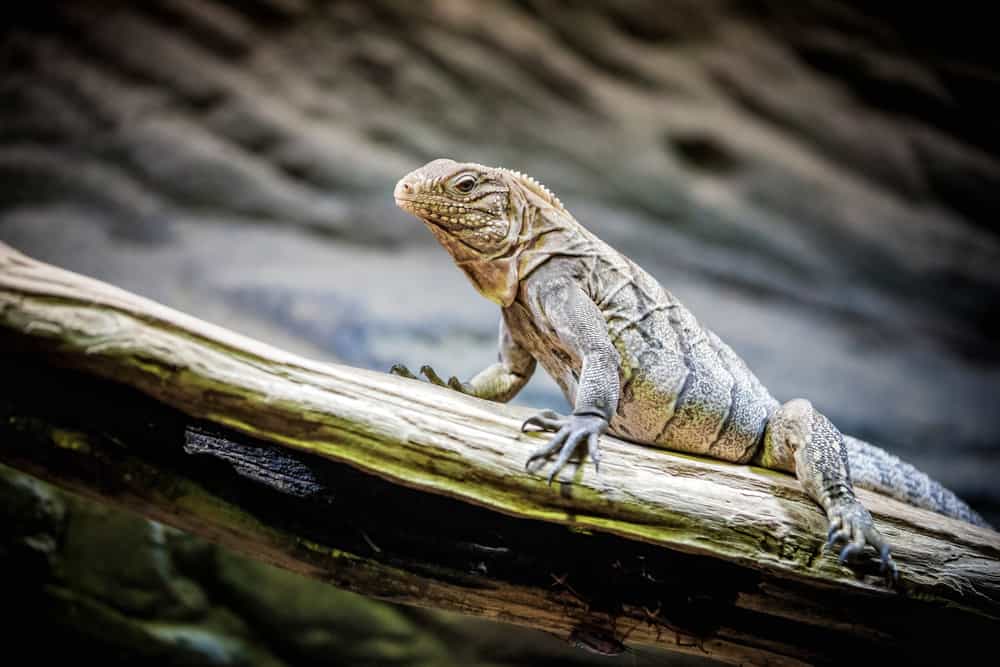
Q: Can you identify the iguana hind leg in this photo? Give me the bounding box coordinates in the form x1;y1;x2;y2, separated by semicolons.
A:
757;399;898;581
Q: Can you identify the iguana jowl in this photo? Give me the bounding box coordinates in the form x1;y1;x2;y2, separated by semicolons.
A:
391;158;991;580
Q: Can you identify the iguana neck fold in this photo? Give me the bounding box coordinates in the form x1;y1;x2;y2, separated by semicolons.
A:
444;176;598;307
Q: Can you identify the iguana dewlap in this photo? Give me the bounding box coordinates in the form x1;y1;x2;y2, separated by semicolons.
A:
391;158;991;581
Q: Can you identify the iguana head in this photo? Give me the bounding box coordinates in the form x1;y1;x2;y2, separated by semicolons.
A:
393;159;516;253
394;158;571;306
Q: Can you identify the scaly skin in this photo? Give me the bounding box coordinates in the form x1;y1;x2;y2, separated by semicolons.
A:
391;158;991;583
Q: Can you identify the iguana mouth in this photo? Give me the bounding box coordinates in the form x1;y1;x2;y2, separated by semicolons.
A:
395;198;429;222
395;197;452;232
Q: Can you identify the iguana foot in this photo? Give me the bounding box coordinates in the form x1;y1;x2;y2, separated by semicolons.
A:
763;399;900;584
522;410;607;484
390;363;473;394
826;498;899;583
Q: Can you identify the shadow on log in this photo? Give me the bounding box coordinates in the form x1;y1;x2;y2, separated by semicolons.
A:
1;241;999;665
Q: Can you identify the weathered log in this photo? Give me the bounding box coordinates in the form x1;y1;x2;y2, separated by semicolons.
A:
1;241;998;665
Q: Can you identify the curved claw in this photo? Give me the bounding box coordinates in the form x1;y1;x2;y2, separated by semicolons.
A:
879;544;899;583
420;365;448;387
826;516;844;542
827;528;850;550
390;364;418;380
547;430;588;485
838;542;862;564
587;432;601;473
391;363;472;395
521;409;565;433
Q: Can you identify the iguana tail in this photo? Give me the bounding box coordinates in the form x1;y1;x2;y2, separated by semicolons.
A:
844;435;991;529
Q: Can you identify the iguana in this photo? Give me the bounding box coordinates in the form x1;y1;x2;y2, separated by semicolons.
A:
390;158;991;580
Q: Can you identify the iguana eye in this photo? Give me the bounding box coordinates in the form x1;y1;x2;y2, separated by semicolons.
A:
454;175;477;193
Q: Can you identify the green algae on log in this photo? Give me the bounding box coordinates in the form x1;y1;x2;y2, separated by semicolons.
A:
1;241;1000;666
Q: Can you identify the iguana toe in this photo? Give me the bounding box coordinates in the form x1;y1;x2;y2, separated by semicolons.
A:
390;363;418;380
546;429;591;485
826;499;899;583
879;545;898;582
446;376;470;392
522;411;607;483
390;363;473;395
587;432;601;472
419;365;448;386
526;426;569;471
521;409;563;432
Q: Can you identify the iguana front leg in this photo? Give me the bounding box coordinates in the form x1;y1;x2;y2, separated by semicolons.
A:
390;318;536;403
521;277;621;484
758;399;899;580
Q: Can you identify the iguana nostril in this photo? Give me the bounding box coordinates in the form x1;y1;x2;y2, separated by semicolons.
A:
393;179;416;201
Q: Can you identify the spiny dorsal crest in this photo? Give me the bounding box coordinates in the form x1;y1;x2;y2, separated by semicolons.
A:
495;166;566;212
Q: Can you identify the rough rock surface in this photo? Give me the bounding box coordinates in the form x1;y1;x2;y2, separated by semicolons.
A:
1;1;998;660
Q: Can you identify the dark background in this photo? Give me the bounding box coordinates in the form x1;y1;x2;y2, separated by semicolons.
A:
2;1;998;664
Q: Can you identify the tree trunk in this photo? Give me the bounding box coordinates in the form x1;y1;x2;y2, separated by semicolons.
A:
1;242;998;665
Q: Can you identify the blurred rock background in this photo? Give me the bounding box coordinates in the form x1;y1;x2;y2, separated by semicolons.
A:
2;0;998;664
3;463;688;666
